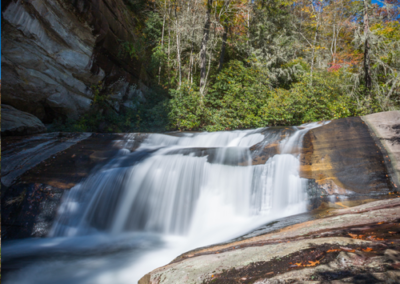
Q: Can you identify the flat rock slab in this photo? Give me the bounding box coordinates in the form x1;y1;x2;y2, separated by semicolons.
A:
1;104;47;136
1;132;92;187
140;198;400;284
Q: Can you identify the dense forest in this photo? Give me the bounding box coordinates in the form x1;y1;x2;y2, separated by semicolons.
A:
59;0;400;132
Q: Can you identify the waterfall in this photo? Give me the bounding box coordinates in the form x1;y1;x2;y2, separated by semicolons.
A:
50;124;317;239
4;123;326;284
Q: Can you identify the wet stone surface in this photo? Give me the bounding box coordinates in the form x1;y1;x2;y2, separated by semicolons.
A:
1;132;148;240
2;183;64;239
300;117;396;195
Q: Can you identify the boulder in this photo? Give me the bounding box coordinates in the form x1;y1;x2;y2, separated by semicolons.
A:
362;111;400;189
1;104;46;136
300;116;396;195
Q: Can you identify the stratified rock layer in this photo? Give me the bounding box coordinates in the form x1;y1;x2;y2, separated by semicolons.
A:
2;0;146;121
1;104;47;136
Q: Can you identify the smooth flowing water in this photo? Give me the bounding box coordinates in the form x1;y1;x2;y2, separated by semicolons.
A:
3;123;324;284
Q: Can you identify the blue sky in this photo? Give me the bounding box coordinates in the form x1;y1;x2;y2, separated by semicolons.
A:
372;0;384;6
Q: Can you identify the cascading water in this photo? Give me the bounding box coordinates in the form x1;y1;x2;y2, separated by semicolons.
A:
3;123;325;284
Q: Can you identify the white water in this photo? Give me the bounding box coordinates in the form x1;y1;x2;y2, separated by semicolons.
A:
3;123;325;284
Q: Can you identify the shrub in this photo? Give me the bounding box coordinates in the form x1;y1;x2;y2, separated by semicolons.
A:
261;71;359;126
204;60;270;130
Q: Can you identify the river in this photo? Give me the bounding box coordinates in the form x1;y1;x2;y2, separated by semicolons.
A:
3;123;325;283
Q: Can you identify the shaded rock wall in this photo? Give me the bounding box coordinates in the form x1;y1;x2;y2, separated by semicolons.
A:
300;116;396;195
1;104;47;136
1;0;147;122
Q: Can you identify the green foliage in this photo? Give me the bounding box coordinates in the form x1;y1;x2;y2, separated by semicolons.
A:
123;0;148;14
52;0;399;134
120;41;141;60
51;84;169;133
143;12;163;47
166;64;359;131
168;84;205;131
261;71;359;126
205;60;270;131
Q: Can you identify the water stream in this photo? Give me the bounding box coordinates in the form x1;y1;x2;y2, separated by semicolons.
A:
3;123;325;284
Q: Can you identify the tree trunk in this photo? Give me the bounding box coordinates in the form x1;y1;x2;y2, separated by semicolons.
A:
158;13;166;84
309;25;319;86
363;0;372;94
188;34;194;83
167;1;171;80
167;21;171;80
218;21;228;71
309;1;321;86
175;13;182;89
247;0;251;53
200;0;213;94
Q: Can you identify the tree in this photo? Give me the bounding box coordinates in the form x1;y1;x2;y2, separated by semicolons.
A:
200;0;214;94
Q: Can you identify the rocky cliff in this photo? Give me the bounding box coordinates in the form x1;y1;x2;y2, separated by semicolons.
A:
2;0;148;123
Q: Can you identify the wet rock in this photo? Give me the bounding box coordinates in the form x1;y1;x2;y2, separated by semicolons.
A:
165;147;251;166
1;104;47;136
1;132;91;187
250;127;295;165
300;116;395;195
251;143;280;165
2;183;65;239
1;132;147;239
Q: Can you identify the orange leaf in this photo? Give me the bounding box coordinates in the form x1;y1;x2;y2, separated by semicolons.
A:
306;260;320;267
362;247;373;252
327;249;341;252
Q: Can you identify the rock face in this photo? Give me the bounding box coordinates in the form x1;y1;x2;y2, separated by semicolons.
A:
1;132;148;239
1;104;47;136
362;111;400;189
300;115;397;195
136;113;400;283
139;198;400;284
2;0;147;122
